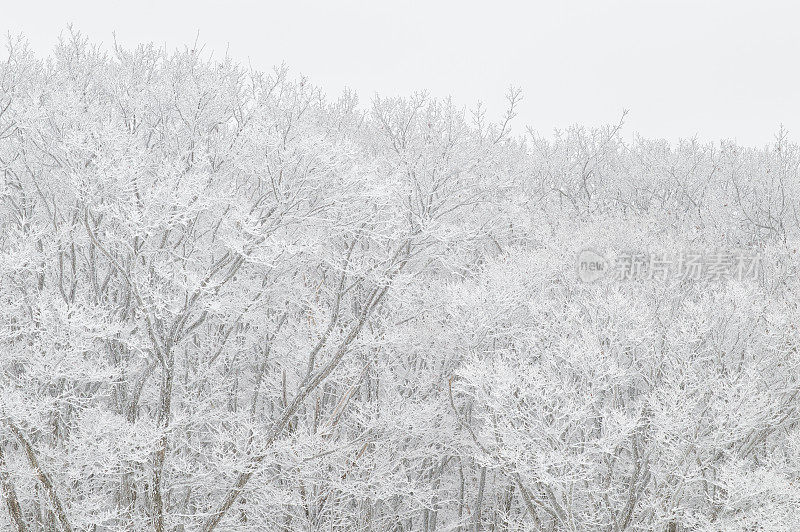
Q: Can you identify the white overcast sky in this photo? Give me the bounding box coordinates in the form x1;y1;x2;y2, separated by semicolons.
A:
4;0;798;147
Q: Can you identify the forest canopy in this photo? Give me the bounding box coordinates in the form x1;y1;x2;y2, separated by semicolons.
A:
1;32;800;531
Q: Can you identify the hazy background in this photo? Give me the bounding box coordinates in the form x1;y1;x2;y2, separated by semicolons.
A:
3;0;798;147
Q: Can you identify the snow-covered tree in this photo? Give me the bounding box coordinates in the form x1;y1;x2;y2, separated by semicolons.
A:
2;31;800;531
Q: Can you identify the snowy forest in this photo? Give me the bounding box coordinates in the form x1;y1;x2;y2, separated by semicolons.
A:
2;33;800;531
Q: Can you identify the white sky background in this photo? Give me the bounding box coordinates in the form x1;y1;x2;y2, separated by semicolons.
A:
3;0;798;147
